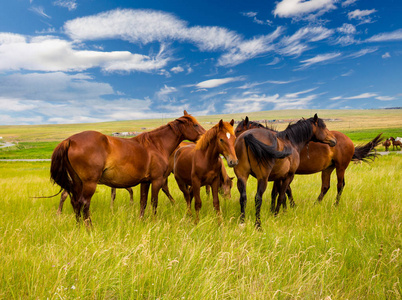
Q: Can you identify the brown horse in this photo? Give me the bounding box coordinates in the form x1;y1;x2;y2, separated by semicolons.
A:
50;111;205;224
173;120;238;222
235;114;337;228
236;117;383;206
382;138;391;151
390;137;402;150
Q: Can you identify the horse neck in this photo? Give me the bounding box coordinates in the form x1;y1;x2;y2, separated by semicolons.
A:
198;133;221;164
279;121;313;152
147;124;183;155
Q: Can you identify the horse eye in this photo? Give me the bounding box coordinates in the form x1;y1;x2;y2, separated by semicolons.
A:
220;138;224;142
194;124;198;127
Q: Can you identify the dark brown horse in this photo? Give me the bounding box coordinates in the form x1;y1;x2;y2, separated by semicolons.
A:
390;137;402;150
235;114;337;228
382;138;391;151
173;120;238;222
236;117;383;206
50;111;205;224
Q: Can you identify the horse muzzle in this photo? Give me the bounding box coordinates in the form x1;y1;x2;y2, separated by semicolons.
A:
328;138;337;147
226;157;239;167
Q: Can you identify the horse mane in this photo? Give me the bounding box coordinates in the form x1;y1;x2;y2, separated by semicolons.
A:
277;117;325;145
136;114;197;148
195;121;234;151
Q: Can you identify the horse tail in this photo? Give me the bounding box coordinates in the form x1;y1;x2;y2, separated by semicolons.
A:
352;133;384;162
244;134;292;167
50;140;79;200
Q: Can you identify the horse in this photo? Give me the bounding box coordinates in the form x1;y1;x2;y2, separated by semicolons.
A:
234;114;337;228
382;138;391;151
173;120;238;222
50;110;205;225
235;116;383;206
390;137;402;150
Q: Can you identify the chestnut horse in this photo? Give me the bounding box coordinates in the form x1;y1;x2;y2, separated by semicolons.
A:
390;137;402;150
50;111;205;224
236;117;383;206
235;114;337;228
173;120;238;222
382;138;391;151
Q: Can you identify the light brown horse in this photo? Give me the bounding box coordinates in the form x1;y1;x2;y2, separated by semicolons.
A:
236;117;383;205
173;120;238;222
235;114;337;228
50;111;205;224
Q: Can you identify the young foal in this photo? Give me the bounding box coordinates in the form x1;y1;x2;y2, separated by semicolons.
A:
174;120;238;222
234;114;337;228
50;111;205;225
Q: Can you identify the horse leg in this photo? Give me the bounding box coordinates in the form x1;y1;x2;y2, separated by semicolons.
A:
150;179;164;216
255;178;268;229
57;189;68;215
317;166;335;202
162;178;175;205
237;176;248;223
126;187;134;205
176;178;192;215
271;181;279;213
110;187;116;210
140;183;150;218
276;176;294;215
80;182;97;227
287;185;295;207
211;179;223;224
192;178;202;224
335;168;346;206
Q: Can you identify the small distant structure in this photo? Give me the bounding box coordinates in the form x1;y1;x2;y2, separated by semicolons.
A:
112;132;139;137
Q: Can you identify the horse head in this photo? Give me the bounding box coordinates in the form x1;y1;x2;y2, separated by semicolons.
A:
310;114;337;147
217;119;238;167
176;110;206;142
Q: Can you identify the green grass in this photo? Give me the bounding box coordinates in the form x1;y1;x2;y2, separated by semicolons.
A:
0;141;59;159
0;155;401;299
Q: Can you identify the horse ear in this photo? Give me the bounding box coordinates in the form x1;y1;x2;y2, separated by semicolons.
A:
230;119;234;126
245;116;249;124
183;110;188;115
218;119;224;128
314;113;318;122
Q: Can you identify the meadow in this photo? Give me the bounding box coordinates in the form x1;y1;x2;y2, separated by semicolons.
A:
0;109;401;299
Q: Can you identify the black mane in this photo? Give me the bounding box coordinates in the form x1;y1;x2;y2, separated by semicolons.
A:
277;117;326;146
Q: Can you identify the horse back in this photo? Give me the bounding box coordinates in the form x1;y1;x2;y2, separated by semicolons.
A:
297;131;354;174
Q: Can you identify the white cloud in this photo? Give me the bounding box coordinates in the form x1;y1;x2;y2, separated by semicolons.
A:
0;72;114;101
0;34;169;72
348;9;376;23
382;52;391;59
53;0;77;11
217;27;283;66
195;77;245;89
273;0;337;19
375;96;395;101
346;93;377;99
170;66;184;73
366;29;402;42
279;26;334;57
341;69;354;76
29;6;51;18
348;47;377;58
342;0;358;7
299;52;341;68
64;9;241;52
337;24;356;35
224;89;319;113
156;85;178;101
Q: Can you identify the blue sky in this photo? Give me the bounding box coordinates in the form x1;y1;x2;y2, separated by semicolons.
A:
0;0;401;125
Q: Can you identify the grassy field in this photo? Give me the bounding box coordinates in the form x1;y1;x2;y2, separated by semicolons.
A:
0;109;401;299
